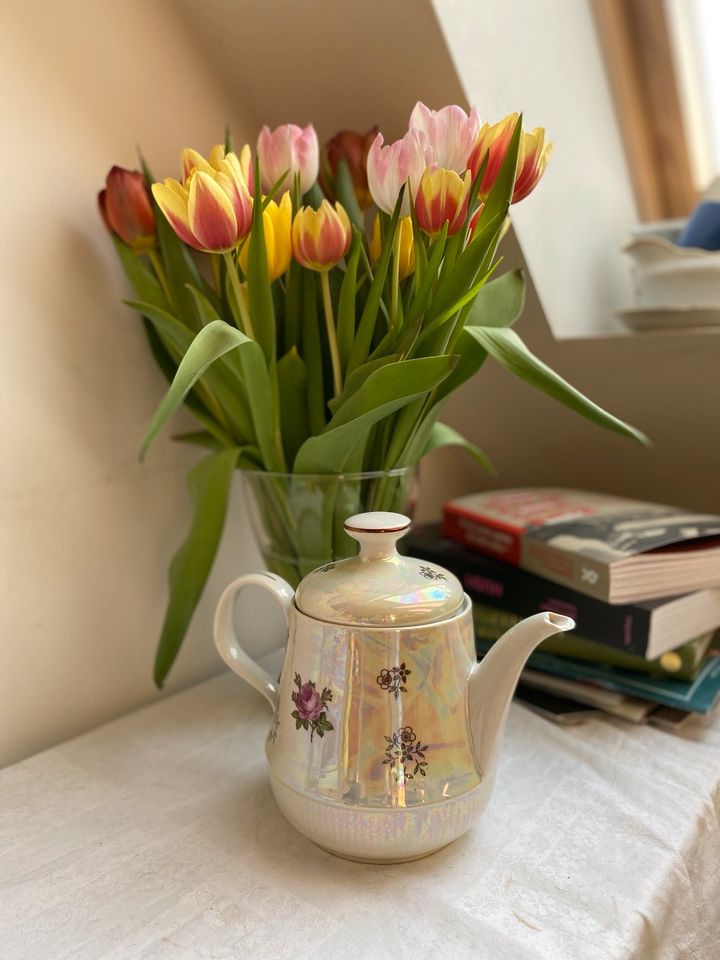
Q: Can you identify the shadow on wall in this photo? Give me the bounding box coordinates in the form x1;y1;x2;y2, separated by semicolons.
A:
172;0;465;143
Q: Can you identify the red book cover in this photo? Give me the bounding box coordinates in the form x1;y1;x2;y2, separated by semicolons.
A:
442;487;720;602
442;489;600;566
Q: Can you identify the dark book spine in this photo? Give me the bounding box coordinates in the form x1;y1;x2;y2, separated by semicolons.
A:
408;534;653;657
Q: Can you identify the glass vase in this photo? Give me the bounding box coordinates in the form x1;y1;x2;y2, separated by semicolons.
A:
240;468;418;587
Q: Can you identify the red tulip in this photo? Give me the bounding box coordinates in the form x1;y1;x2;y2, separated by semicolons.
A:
98;166;156;252
320;127;378;210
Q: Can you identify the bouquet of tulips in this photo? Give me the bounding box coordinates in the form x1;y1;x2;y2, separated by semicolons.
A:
99;102;645;685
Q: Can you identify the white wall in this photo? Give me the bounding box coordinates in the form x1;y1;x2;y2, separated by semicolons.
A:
0;0;267;768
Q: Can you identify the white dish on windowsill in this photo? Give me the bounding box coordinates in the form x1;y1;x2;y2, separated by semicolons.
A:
622;236;720;307
617;304;720;332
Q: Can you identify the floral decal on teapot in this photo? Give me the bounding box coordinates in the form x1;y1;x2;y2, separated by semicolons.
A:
377;663;412;699
383;726;429;780
291;673;334;741
267;707;280;745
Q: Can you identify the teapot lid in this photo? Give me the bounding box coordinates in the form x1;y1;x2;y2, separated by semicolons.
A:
295;512;464;627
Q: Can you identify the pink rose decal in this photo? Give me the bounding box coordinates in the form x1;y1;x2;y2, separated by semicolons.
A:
291;673;334;741
294;682;323;721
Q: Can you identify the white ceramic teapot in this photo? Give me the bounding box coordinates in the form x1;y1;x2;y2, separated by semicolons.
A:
214;512;574;863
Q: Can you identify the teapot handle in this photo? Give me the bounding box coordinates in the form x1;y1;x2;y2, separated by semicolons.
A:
213;572;294;711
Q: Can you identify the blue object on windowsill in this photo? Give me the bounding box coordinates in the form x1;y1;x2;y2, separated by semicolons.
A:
677;200;720;250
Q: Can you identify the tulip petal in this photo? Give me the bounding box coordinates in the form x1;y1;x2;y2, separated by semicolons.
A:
152;179;200;249
181;148;213;181
239;144;254;194
208;144;226;171
187;171;238;251
217;157;253;238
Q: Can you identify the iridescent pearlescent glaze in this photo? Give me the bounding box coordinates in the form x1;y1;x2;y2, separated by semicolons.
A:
214;513;574;862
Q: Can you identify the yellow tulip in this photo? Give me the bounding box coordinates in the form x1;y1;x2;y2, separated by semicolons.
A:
238;191;292;281
370;215;415;279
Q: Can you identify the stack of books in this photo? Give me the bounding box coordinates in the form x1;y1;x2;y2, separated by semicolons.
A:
406;488;720;728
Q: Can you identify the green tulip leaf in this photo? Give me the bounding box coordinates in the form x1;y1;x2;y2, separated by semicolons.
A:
302;272;326;435
247;155;276;364
466;326;649;445
420;421;496;474
154;447;238;687
333;157;364;230
346;190;404;374
327;353;400;415
127;300;253;443
465;268;525;328
426;211;504;325
113;238;169;312
337;233;362;371
294;355;458;474
277;347;310;466
171;431;223;450
283;259;303;353
404;225;448;331
139;319;281;468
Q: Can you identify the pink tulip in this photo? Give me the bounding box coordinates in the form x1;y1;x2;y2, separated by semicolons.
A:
409;102;480;173
366;130;427;216
257;123;319;196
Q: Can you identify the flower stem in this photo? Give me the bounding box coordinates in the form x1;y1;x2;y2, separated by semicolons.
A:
320;271;343;397
390;222;402;332
147;249;173;307
223;251;255;340
210;253;221;293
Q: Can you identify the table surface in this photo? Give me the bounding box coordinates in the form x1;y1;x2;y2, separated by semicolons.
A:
2;673;719;960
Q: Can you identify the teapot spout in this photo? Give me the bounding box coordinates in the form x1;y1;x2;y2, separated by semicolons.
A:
466;612;575;778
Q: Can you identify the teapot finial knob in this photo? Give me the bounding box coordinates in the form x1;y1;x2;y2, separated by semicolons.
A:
344;512;411;562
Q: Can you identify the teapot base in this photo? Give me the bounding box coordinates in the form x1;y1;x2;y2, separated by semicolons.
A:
269;769;493;864
315;842;453;865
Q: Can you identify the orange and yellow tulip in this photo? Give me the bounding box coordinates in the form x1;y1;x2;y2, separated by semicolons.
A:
152;146;252;253
98;166;156;252
291;200;351;271
238;192;292;281
414;167;471;238
369;215;415;279
512;127;552;202
469;114;551;204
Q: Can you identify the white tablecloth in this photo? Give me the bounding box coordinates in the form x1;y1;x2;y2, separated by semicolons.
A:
2;673;719;960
